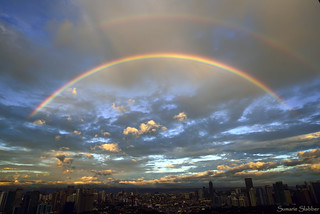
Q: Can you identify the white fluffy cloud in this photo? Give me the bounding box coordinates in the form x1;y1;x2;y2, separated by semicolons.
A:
173;112;187;122
33;119;46;125
112;103;128;113
98;143;121;152
123;120;167;136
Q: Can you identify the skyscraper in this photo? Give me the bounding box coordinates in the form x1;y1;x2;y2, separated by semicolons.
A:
248;188;257;207
265;185;275;205
273;181;286;205
209;181;214;199
310;181;320;204
256;187;266;206
245;178;253;191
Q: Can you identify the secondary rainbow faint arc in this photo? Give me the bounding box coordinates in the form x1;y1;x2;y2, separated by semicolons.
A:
99;13;316;71
29;53;289;117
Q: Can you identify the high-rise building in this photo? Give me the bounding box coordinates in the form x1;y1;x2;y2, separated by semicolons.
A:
76;190;94;214
284;190;293;205
4;191;15;213
0;191;8;212
273;181;286;205
265;185;275;205
245;178;253;191
36;203;52;214
67;186;75;196
98;190;106;203
209;181;214;199
21;191;40;214
295;184;312;205
310;181;320;204
248;188;257;207
197;188;204;200
12;188;23;211
256;187;266;206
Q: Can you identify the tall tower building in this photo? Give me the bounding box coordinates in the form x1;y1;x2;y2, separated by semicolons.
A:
248;188;257;207
256;187;266;206
273;181;286;205
245;178;253;191
310;181;320;204
265;185;275;205
209;181;214;198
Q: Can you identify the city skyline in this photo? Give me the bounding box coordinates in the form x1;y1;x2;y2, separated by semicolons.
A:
1;0;320;188
1;178;319;213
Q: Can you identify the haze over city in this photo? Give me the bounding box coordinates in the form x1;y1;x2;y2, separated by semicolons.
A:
1;0;320;189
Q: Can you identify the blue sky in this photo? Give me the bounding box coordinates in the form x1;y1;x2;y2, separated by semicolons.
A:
0;0;320;187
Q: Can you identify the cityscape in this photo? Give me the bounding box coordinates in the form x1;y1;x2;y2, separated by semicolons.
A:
1;178;319;213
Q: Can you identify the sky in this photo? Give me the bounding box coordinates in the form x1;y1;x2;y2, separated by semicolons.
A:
0;0;320;188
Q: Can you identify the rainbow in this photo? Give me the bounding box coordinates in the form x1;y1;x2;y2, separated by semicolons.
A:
29;53;290;117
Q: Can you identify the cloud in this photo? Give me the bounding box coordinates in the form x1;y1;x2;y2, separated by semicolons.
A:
63;169;74;174
55;153;73;170
298;164;320;173
123;120;167;136
73;130;81;135
128;99;136;103
86;153;94;159
112;103;128;113
91;169;117;176
123;127;140;135
298;148;320;159
101;131;111;136
56;153;66;163
77;176;98;183
72;88;77;96
173;112;187;122
33;119;45;125
65;88;77;96
98;143;121;152
217;161;278;172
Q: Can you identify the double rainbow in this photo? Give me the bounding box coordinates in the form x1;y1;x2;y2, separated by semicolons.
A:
29;53;289;117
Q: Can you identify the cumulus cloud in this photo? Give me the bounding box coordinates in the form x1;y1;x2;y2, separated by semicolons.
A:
98;143;121;152
65;88;77;96
72;88;77;96
173;112;187;122
73;130;81;135
101;131;111;136
123;120;166;136
33;119;45;125
123;127;140;135
112;103;128;113
86;153;94;159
